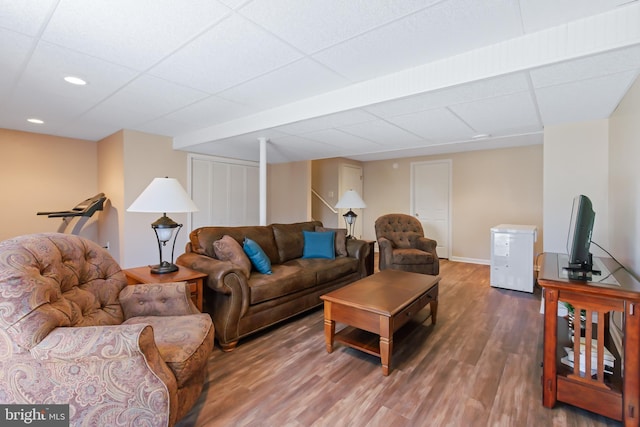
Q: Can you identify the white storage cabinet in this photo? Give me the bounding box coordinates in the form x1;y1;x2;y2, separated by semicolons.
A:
490;224;537;293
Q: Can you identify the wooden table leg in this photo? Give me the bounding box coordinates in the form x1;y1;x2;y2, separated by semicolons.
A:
543;288;558;408
379;316;392;376
623;302;640;425
430;299;438;325
323;302;335;353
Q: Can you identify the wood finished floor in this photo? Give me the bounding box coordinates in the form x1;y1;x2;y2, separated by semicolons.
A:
176;260;622;427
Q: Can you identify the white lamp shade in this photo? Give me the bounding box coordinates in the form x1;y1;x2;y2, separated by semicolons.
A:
127;177;199;213
335;190;366;209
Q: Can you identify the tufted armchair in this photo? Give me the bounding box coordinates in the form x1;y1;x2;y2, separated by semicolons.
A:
375;213;439;275
0;233;214;427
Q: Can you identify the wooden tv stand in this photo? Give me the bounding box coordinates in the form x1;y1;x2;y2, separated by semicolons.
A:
538;253;640;426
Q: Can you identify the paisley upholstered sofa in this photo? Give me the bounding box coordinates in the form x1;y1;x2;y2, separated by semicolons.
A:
0;233;214;426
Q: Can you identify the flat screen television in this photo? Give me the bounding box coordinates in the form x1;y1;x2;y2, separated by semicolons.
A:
564;194;598;280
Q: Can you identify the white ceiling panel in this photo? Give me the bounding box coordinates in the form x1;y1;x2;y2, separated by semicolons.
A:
449;91;541;134
530;45;640;88
312;0;523;82
0;29;34;95
338;120;424;146
0;0;57;36
387;108;474;142
275;109;378;135
239;0;439;54
14;42;139;107
41;0;231;71
150;14;304;94
536;70;639;125
146;96;254;133
519;0;626;33
217;58;350;109
2;1;639;163
364;73;530;118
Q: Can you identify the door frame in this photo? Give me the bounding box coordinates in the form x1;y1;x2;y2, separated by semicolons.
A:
410;159;452;259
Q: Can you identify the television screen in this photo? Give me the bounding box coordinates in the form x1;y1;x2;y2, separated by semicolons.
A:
566;194;595;279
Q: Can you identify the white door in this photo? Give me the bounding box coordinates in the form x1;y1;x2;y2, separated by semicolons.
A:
410;160;451;259
189;154;259;228
339;164;364;239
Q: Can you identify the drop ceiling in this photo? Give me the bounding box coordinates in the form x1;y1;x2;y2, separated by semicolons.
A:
1;0;639;163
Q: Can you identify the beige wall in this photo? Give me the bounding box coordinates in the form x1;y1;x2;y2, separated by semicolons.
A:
120;130;189;269
0;129;98;241
267;160;311;224
97;131;125;261
363;145;544;262
311;158;364;229
609;76;640;278
542;120;610;256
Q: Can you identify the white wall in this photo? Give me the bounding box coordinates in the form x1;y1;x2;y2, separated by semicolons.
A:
542;120;610;257
609;76;640;278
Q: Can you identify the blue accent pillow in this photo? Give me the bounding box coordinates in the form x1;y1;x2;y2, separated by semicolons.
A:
243;237;272;274
302;231;335;259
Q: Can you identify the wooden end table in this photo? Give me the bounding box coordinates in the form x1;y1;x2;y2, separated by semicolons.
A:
321;269;439;376
123;265;207;312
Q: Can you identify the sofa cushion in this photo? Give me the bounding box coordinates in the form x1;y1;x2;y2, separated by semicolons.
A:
302;231;335;259
214;235;251;278
289;257;359;284
123;313;213;387
243;238;272;274
189;225;279;264
248;265;316;304
392;248;435;265
272;221;321;263
315;226;348;257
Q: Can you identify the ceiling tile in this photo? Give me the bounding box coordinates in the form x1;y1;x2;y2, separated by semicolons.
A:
239;0;438;53
530;45;640;88
41;0;231;70
139;96;255;136
150;13;304;94
275;109;378;135
536;70;639;125
365;73;530;118
519;0;626;33
387;108;474;142
217;58;350;109
0;29;34;95
449;91;541;134
312;0;523;81
338;119;424;146
0;0;58;36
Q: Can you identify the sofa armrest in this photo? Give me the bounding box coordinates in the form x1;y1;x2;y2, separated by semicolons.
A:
177;252;248;295
29;324;178;425
119;282;199;319
414;236;437;253
377;237;394;271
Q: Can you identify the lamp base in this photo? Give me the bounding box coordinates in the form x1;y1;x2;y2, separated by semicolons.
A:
150;261;179;274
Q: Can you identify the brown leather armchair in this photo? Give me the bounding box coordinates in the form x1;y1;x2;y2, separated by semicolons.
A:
375;213;439;275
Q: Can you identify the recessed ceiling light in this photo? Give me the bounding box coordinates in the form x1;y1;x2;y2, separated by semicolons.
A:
472;133;491;140
64;76;87;85
27;118;44;124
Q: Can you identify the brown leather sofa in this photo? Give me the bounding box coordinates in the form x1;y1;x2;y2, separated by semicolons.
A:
177;220;370;351
375;213;440;275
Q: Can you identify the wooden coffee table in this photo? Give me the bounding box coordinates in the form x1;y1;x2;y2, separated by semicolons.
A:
321;269;440;376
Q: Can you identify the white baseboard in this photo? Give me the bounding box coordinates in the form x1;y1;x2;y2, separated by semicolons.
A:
449;256;490;265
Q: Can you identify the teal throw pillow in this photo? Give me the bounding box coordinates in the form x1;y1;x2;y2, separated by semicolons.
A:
302;231;335;260
243;237;272;274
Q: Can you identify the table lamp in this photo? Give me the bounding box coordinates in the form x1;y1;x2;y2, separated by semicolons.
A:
335;189;366;239
127;177;198;273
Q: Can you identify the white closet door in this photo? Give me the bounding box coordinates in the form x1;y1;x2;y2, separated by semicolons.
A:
190;155;259;228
